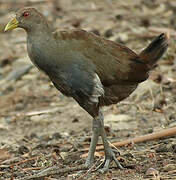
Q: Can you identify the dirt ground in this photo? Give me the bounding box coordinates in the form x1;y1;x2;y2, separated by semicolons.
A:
0;0;176;179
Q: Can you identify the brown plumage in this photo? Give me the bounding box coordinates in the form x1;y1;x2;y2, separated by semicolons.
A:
53;29;168;106
5;7;168;172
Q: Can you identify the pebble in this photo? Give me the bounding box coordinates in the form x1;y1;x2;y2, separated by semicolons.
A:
146;167;159;176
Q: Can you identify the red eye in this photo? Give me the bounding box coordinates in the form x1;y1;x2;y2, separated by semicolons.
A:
23;12;30;17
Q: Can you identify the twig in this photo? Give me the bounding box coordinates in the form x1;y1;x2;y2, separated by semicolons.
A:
81;127;176;152
22;165;88;180
107;140;121;155
11;156;38;167
22;167;42;171
13;164;32;176
25;107;60;116
76;158;101;180
9;156;39;177
0;157;20;167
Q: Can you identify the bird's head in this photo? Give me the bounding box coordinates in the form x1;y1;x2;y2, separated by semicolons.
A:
5;7;49;32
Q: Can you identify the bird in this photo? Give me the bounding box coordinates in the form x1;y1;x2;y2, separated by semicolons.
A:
5;7;168;173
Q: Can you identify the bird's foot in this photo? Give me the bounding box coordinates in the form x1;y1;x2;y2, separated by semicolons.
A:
84;158;94;168
97;148;124;173
75;160;93;177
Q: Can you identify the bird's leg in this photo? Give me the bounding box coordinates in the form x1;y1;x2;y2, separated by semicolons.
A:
85;110;123;172
98;110;124;173
85;117;100;167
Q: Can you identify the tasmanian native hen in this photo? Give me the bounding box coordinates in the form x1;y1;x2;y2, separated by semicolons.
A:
5;7;168;172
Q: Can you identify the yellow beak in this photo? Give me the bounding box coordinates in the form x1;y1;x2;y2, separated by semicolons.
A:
4;18;19;32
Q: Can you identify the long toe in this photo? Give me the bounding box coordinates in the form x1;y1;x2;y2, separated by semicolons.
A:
97;150;124;173
85;158;94;168
97;159;110;173
114;156;124;169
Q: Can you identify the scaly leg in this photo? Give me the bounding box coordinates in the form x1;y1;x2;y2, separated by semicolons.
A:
85;117;100;167
98;110;123;173
85;110;123;172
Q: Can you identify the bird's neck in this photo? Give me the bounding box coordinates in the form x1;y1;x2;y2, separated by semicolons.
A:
26;25;56;51
27;26;53;37
26;29;57;73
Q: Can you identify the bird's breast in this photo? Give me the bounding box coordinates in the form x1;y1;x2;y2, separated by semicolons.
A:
27;38;55;73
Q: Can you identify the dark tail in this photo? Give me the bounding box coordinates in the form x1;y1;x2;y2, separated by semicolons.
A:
139;33;168;67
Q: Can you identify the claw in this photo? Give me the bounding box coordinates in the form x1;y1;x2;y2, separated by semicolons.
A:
95;159;105;171
85;159;94;168
98;159;111;173
84;111;124;173
114;157;124;170
96;150;124;173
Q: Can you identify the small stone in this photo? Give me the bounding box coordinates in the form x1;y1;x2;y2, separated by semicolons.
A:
146;167;159;176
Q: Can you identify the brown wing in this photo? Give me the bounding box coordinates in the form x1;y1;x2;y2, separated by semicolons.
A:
53;29;150;106
53;29;149;87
